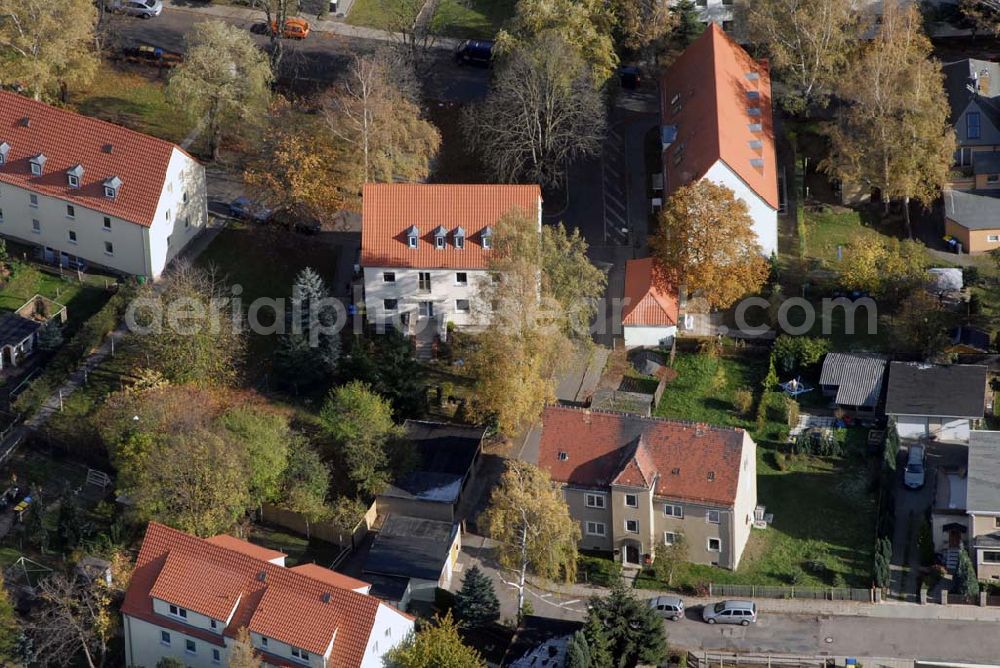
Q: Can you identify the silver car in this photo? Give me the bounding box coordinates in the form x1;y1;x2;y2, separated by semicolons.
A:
107;0;163;18
648;595;684;621
702;600;757;625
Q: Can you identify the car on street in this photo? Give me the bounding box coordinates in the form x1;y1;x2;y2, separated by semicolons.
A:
105;0;163;18
454;39;493;67
228;197;272;222
702;600;757;625
904;443;926;490
272;17;311;39
649;595;684;621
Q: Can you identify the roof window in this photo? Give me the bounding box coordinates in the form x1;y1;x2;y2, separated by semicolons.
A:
454;226;466;249
481;226;494;249
749;139;763;150
66;164;84;189
750;158;764;168
747;107;761;117
746;90;760;101
558;451;569;461
103;175;122;199
405;225;419;249
0;142;8;165
29;153;46;176
749;123;763;133
746;72;760;81
433;225;447;250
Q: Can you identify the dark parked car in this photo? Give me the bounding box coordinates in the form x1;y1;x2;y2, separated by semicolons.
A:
619;65;641;89
228;197;272;222
454;39;494;67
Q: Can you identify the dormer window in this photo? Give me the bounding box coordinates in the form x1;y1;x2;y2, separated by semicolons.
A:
405;225;419;249
746;90;760;101
433;225;447;250
746;71;760;81
481;226;493;250
454;226;466;249
749;123;763;133
747;107;761;117
104;176;122;199
749;140;763;150
750;158;764;168
0;142;9;165
66;164;84;189
29;153;46;176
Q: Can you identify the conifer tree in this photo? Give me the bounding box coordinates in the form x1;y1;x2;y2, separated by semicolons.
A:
453;566;500;628
953;548;981;598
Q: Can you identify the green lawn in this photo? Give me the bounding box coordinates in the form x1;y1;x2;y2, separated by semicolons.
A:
246;525;344;567
348;0;512;38
645;353;877;589
68;65;196;146
801;207;885;268
0;261;112;331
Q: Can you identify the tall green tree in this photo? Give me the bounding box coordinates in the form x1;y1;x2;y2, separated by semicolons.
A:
167;20;272;159
56;499;81;553
483;460;580;616
453;565;500;628
219;406;291;511
338;333;427;418
820;1;955;236
565;630;594;668
581;612;613;668
320;381;402;497
0;574;20;664
587;576;668;668
496;0;618;84
279;438;331;538
653;534;689;588
386;612;486;668
670;0;705;49
275;267;340;389
742;0;861;112
542;222;608;340
0;0;99;101
464;32;606;189
953;548;981;598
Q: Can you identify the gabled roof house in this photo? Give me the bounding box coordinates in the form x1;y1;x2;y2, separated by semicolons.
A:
0;91;207;278
122;523;413;668
659;22;779;257
885;362;988;442
621;258;679;349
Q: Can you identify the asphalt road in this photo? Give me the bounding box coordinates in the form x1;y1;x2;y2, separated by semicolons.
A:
108;9;490;100
665;612;1000;664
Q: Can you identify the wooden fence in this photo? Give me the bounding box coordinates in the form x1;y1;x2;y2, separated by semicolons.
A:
261;500;378;553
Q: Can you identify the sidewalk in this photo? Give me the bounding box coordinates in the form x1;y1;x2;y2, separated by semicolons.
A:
459;535;1000;624
163;0;462;50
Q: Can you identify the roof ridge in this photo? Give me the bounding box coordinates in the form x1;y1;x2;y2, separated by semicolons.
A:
544;404;746;434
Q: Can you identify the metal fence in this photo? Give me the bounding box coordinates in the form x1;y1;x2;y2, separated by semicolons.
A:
707;583;873;602
688;652;914;668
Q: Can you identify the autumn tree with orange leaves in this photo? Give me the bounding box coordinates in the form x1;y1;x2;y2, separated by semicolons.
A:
651;180;769;310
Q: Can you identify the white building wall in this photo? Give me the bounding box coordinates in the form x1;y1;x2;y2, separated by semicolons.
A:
731;432;758;569
363;267;490;329
151;597;225;633
358;603;415;668
702;160;778;257
668;0;734;24
250;631;324;668
123;614;226;668
0;148;205;279
623;325;677;349
894;415;972;442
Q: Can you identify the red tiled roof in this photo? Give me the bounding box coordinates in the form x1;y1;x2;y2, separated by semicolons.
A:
290;564;370;593
148;551;245;621
659;23;779;210
360;183;541;270
622;258;679;327
206;535;287;563
0;90;184;227
538;406;748;506
123;523;392;662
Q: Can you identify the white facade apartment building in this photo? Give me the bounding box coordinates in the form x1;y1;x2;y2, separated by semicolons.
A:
0;91;207;279
122;523;414;668
360;183;542;334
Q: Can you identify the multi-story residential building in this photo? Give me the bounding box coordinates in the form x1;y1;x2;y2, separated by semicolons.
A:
360;183;541;337
669;0;736;31
943;58;1000;176
533;406;758;569
659;22;779;257
122;523;414;668
0;91;207;279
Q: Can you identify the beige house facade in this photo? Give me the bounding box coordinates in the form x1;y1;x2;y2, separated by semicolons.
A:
535;406;758;569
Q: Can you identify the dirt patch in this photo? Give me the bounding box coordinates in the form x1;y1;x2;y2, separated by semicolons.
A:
598;347;628;391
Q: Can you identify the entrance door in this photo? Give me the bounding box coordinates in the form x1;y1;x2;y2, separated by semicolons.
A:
623;543;641;566
949;530;962;548
418;301;434;318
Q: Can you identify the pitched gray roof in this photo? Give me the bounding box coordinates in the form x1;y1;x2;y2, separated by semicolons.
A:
967;431;1000;513
943;58;1000;128
885;362;987;418
0;313;41;349
819;353;887;408
943;189;1000;231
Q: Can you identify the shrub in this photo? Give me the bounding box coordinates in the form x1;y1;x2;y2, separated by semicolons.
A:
918;521;935;567
784;397;800;429
733;388;754;416
773;335;830;374
964;266;980;286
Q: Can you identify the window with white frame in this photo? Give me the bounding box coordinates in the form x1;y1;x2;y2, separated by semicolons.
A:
384;298;398;311
0;208;3;222
990;235;1000;243
707;538;721;551
168;604;188;619
260;636;269;648
663;503;683;518
585;521;606;536
212;648;221;663
29;194;37;207
706;510;721;524
104;241;114;255
625;494;638;508
455;299;470;313
456;272;468;286
166;209;171;221
210;619;217;630
625;519;639;533
292;647;310;661
68;174;79;188
995;517;1000;528
185;639;196;654
383;271;396;283
68;230;77;244
664;531;679;545
103;216;111;231
984;551;1000;563
160;630;171;645
31;219;39;233
585;493;605;509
